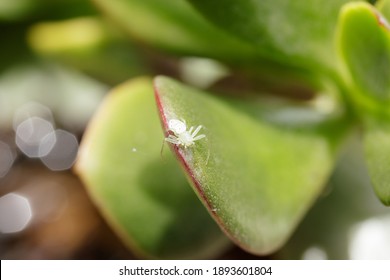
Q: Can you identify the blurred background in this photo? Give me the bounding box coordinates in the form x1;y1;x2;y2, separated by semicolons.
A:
0;0;389;259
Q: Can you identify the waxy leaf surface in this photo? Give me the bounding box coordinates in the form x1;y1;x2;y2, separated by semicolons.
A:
363;116;390;205
154;77;349;254
187;0;355;70
338;2;390;106
76;78;229;259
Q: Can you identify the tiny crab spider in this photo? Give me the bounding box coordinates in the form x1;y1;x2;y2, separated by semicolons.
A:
165;119;206;148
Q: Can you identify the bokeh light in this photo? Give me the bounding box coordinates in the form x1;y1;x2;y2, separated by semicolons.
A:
0;193;32;234
301;246;328;260
15;116;55;158
13;102;54;131
40;129;79;171
180;57;229;89
349;215;390;260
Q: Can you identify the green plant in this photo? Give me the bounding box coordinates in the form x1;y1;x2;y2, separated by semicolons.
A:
33;0;389;258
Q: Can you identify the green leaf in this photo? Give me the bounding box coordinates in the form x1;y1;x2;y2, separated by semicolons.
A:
0;0;95;21
92;0;257;61
187;0;354;70
363;115;390;205
154;76;350;254
338;2;390;206
279;136;390;259
337;2;390;107
75;77;230;259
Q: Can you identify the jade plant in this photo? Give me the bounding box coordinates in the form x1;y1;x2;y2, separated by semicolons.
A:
41;0;390;258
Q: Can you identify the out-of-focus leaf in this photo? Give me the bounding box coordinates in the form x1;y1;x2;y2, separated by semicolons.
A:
279;137;390;259
28;17;148;85
337;2;390;108
154;76;350;254
0;24;32;72
75;78;230;259
0;0;95;22
187;0;355;70
363;115;390;206
92;0;258;61
338;2;390;206
0;0;35;21
0;63;107;131
377;0;390;20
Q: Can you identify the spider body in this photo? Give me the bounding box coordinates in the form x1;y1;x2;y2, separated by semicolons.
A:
165;119;205;148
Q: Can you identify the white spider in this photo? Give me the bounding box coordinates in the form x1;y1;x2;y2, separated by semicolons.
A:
165;119;206;148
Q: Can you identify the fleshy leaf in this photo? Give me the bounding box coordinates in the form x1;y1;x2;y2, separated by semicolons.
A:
337;2;390;106
187;0;354;69
338;2;390;206
363;115;390;205
280;137;390;259
92;0;257;61
75;78;230;259
154;76;349;254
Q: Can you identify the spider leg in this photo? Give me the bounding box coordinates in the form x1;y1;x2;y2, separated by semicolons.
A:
193;134;206;141
165;136;180;145
160;138;166;159
191;125;203;137
188;126;194;134
181;118;187;129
